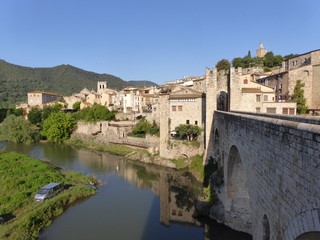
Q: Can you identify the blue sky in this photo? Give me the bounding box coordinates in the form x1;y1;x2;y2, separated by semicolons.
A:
0;0;319;85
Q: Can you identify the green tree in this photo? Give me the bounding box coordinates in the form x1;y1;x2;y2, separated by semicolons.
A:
41;112;76;142
232;57;244;68
175;124;202;141
132;118;152;135
72;101;81;111
291;80;308;114
274;55;283;66
215;59;230;71
0;115;38;143
76;103;115;122
28;107;43;125
42;105;61;120
263;52;275;68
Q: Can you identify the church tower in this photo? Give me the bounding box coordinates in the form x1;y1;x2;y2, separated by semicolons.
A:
256;43;267;58
97;81;108;92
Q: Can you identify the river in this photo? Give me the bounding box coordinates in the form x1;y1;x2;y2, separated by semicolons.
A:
1;141;252;240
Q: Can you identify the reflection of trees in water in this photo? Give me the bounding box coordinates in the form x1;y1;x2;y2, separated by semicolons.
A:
131;164;159;189
171;186;194;212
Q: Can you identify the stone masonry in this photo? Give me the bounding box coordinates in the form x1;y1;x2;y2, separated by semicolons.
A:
211;110;320;240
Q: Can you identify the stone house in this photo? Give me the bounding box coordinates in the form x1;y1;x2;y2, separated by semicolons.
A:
257;49;320;109
230;70;297;114
27;91;61;107
166;87;206;132
123;87;141;113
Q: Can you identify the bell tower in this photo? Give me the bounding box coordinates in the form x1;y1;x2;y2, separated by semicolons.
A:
97;81;108;92
256;43;267;58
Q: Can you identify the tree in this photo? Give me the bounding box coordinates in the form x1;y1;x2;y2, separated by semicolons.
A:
274;55;283;66
76;103;115;122
232;57;244;68
41;112;76;142
216;59;230;71
132;118;152;135
42;105;61;120
28;107;43;125
291;80;308;114
72;101;81;111
0;115;38;143
263;52;275;68
175;124;202;141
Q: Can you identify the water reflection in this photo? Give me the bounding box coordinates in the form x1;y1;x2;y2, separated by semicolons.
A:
1;141;251;240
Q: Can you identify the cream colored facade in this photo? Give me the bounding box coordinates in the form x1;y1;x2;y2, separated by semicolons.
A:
168;88;205;131
27;91;61;107
230;71;297;114
256;43;267;58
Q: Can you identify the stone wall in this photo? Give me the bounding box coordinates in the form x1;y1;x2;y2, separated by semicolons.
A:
73;121;159;151
211;111;320;239
288;65;314;108
312;65;320;109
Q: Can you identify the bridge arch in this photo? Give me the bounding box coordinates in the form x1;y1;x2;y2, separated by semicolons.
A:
226;145;250;214
295;232;320;240
262;214;270;240
284;209;320;240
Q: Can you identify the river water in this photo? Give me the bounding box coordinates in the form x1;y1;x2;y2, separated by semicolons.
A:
1;141;252;240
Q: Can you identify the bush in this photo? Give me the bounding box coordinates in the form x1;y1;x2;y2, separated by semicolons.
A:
132;118;152;135
0;115;39;143
72;101;81;111
76;103;115;122
41;112;76;142
175;124;202;141
28;108;43;125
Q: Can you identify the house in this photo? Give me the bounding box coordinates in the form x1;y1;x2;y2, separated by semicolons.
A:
257;49;320;110
27;91;61;107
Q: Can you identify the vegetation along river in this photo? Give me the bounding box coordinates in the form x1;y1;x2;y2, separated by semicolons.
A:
1;141;252;240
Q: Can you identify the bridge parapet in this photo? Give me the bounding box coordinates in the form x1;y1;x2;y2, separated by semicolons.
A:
210;111;320;240
231;110;320;125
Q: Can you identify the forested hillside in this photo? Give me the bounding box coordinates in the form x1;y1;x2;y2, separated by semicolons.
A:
0;60;157;107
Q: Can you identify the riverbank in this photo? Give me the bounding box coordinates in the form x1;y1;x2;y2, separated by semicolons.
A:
66;136;204;182
0;151;98;240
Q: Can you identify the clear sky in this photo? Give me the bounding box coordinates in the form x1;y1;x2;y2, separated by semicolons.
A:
0;0;319;85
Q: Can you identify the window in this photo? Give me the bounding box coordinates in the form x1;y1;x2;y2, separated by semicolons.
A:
256;108;261;113
266;108;276;114
172;106;176;111
244;79;248;84
178;106;183;111
195;121;198;125
282;108;295;115
256;95;261;102
282;108;288;114
186;120;190;124
264;95;268;101
289;108;295;115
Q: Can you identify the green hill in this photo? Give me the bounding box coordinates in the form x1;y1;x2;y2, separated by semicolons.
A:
0;60;157;107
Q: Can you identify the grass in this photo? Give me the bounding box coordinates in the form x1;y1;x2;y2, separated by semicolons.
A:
169;158;189;169
66;137;149;156
0;151;97;240
189;155;204;181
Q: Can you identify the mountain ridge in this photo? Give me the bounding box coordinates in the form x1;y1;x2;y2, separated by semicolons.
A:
0;60;157;107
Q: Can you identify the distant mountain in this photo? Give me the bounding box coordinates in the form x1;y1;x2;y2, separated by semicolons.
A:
127;80;158;88
0;60;158;107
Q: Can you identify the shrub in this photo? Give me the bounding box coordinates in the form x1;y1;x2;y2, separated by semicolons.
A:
76;103;115;122
0;115;39;143
175;124;202;141
41;112;76;142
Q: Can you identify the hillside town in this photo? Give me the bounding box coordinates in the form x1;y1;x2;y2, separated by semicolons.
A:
15;44;320;161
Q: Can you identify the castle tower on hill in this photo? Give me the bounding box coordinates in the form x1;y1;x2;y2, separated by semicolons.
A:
256;43;267;58
97;81;108;92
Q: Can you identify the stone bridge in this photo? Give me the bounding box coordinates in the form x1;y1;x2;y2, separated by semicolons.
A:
209;111;320;240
